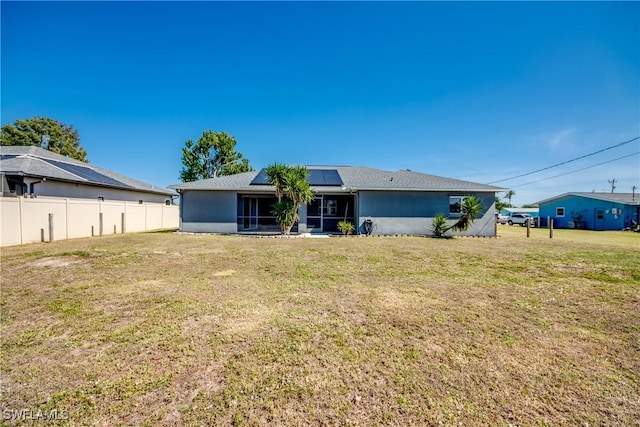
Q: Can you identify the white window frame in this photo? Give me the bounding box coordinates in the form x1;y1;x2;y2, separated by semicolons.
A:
556;207;565;217
449;195;465;216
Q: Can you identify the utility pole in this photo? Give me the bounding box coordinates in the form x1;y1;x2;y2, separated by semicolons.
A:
608;178;617;193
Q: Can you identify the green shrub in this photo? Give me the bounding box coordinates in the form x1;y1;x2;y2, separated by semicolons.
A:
337;221;355;236
432;213;448;237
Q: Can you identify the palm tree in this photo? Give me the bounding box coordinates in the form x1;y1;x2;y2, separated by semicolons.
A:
443;195;483;235
504;190;515;206
432;213;448;237
272;199;296;233
264;162;289;202
265;163;314;234
494;196;508;212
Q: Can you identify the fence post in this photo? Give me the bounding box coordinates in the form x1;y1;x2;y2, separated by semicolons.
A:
48;213;54;242
121;212;126;234
526;218;530;238
550;218;554;239
65;198;70;239
99;212;104;236
19;196;24;245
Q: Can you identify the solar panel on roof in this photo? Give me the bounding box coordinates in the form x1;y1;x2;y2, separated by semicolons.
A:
41;158;132;187
250;169;270;185
321;169;343;186
308;169;344;186
250;168;343;186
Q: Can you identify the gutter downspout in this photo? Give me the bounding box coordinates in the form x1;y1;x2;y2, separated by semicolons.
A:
177;189;183;231
6;178;28;196
29;178;47;197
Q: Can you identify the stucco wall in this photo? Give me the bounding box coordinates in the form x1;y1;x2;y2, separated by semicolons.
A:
24;178;172;203
177;189;499;236
180;190;238;233
358;191;497;236
1;197;179;247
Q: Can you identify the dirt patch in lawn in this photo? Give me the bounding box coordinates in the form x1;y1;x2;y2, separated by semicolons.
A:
30;256;80;268
212;269;236;277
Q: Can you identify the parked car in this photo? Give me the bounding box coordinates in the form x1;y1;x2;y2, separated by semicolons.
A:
496;213;509;224
507;214;534;227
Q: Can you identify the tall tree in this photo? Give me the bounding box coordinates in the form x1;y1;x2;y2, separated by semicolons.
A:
0;117;88;162
264;162;289;202
179;131;252;182
265;164;314;235
503;190;516;206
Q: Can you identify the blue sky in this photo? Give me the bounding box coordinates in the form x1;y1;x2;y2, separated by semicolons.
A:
2;1;638;206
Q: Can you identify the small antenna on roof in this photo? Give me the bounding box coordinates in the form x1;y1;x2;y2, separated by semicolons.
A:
41;134;50;149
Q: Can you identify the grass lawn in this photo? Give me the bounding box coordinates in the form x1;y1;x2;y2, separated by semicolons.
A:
1;227;639;425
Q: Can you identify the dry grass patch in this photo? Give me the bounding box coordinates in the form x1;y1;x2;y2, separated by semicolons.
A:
1;230;638;425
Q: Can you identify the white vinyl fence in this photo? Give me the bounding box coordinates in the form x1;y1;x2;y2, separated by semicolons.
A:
0;197;179;247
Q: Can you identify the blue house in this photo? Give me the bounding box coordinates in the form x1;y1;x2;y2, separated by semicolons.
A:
170;165;504;236
537;192;640;230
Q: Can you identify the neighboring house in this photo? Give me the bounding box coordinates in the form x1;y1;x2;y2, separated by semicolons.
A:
1;146;175;203
1;146;179;246
500;207;539;217
537;192;640;230
170;166;504;236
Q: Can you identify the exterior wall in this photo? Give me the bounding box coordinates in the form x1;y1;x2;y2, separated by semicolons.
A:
539;196;639;230
177;189;498;236
0;197;179;247
358;191;497;236
180;190;238;233
22;178;172;203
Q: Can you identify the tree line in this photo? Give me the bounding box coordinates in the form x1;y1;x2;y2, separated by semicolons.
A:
1;117;88;161
0;117;253;184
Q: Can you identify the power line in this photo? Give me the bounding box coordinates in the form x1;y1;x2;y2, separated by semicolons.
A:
488;136;640;184
509;151;640;189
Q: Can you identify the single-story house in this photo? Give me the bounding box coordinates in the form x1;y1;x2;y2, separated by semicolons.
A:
537;192;640;230
1;146;175;203
170;166;504;236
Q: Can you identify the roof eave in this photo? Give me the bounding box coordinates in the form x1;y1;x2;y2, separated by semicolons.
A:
9;173;175;196
355;187;506;192
537;192;639;205
173;186;504;193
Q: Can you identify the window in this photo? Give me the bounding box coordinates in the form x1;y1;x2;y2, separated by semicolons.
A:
449;196;464;214
323;199;337;216
556;207;565;217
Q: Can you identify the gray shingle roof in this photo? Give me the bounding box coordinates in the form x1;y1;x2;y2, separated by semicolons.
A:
1;146;174;196
169;165;504;193
537;192;640;205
